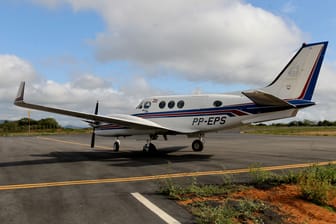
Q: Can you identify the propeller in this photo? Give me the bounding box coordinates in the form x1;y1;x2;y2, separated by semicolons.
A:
90;101;99;148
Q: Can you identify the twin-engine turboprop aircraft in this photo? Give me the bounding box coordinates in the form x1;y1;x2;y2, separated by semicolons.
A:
14;41;328;152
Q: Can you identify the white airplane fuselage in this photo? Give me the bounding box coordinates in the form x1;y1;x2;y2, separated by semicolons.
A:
95;94;258;136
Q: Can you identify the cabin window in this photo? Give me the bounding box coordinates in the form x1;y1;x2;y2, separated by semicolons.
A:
213;100;222;107
168;100;175;109
159;101;166;109
177;100;185;108
144;101;151;109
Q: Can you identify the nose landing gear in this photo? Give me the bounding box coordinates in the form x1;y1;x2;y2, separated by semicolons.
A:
113;139;120;152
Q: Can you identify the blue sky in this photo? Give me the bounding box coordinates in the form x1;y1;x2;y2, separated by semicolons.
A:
1;0;335;124
248;0;336;58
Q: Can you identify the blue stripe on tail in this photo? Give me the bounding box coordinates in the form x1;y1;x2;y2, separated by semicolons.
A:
301;41;328;100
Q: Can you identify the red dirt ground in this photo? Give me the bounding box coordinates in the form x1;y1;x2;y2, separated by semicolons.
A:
232;184;336;224
178;184;336;223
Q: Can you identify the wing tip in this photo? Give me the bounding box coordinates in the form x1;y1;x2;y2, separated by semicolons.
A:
14;81;25;105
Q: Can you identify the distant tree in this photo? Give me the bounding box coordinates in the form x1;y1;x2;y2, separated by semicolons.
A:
288;121;299;127
37;118;61;129
303;119;316;126
18;118;38;126
2;121;18;131
317;120;333;126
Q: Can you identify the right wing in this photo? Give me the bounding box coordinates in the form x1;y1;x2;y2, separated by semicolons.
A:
14;82;181;132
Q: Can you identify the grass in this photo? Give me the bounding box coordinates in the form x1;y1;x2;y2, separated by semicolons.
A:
191;199;273;224
242;126;336;136
298;164;336;205
159;176;236;200
159;164;336;223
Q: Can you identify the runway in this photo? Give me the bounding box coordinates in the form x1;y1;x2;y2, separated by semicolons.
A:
0;133;336;223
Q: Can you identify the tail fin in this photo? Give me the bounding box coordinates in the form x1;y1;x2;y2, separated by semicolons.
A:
261;41;328;101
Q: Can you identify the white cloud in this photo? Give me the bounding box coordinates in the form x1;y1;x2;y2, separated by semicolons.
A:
297;63;336;121
0;55;37;88
0;54;160;124
0;55;38;106
33;0;304;86
15;0;336;123
72;74;111;89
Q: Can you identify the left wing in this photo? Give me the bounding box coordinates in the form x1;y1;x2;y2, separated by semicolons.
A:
14;82;194;133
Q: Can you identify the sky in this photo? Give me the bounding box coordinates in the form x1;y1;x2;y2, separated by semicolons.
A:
0;0;335;126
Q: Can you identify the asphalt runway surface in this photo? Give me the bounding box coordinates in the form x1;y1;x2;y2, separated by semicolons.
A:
0;133;336;224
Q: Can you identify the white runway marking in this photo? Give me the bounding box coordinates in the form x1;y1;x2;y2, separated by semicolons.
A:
131;192;181;224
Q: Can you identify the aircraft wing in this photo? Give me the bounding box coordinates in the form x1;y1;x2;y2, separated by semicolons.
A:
242;90;295;107
14;82;194;133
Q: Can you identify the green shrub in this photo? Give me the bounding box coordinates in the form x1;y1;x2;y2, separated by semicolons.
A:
298;165;336;205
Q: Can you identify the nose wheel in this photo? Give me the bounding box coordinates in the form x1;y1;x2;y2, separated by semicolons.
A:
192;139;204;152
113;140;120;152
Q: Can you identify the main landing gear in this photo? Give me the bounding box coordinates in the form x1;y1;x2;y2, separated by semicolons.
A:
191;134;204;152
192;139;204;152
143;143;157;153
143;138;157;153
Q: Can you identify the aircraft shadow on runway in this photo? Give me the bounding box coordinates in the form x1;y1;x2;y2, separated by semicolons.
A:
0;146;213;168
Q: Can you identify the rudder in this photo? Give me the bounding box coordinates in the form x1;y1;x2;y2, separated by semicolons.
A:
262;41;328;101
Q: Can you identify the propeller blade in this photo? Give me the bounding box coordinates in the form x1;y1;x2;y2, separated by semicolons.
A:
91;128;96;148
91;101;99;148
94;101;99;115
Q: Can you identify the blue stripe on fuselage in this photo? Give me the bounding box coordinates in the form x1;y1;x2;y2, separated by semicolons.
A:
96;100;313;131
133;99;313;119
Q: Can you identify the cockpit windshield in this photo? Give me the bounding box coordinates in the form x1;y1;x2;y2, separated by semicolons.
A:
136;101;144;109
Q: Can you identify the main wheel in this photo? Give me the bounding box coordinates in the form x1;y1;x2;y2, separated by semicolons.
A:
192;139;204;152
143;143;157;153
113;141;120;152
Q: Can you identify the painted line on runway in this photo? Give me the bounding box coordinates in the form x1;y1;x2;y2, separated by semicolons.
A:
131;192;181;224
36;136;113;150
0;160;336;191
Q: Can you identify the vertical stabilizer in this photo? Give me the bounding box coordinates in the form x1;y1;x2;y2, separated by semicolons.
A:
262;42;328;101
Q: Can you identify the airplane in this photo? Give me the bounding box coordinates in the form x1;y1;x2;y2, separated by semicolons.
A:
14;41;328;153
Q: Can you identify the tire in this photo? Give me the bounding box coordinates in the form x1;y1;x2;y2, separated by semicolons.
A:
143;143;157;153
192;139;204;152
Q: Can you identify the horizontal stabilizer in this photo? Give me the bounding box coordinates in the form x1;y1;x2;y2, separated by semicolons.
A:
242;108;298;124
242;90;295;107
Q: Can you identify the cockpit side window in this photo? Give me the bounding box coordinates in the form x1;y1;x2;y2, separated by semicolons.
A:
144;101;151;109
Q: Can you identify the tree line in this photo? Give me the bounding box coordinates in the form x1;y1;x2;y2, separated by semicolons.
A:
0;117;61;132
264;119;336;127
